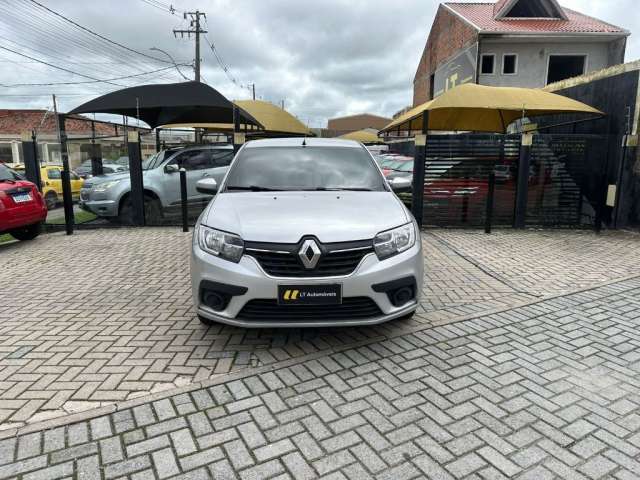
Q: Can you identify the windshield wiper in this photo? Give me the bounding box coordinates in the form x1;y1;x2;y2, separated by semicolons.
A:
0;179;16;183
226;185;285;192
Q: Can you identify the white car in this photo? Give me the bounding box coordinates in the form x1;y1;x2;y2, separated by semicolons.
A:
190;138;423;328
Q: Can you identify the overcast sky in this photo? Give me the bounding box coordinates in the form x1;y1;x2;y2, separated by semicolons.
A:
0;0;637;127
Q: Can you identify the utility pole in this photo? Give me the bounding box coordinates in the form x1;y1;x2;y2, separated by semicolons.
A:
252;84;255;100
173;11;207;82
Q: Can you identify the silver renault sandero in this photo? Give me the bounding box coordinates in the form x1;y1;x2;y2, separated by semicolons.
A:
190;137;423;328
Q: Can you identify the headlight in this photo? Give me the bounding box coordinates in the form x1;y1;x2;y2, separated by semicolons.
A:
93;180;121;192
373;222;416;260
197;225;244;263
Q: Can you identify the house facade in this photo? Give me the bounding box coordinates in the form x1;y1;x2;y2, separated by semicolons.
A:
413;0;629;105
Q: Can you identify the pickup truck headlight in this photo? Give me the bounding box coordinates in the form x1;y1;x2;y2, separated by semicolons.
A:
93;180;121;192
373;222;416;260
198;225;244;263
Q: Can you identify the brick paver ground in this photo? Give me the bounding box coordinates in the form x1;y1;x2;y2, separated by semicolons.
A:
0;275;639;479
0;228;639;430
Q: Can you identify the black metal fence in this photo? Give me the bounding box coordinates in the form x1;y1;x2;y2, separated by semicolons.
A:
15;116;617;234
409;132;613;230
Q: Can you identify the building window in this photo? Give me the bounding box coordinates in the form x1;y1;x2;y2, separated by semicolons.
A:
546;55;586;85
480;54;495;75
502;54;518;75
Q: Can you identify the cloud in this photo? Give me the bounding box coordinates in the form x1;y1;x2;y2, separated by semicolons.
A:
0;0;636;127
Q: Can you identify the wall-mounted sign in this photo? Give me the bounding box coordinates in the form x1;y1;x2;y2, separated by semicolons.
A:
433;43;478;97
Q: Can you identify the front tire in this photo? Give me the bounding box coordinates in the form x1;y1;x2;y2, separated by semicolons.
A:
10;222;42;241
117;194;163;224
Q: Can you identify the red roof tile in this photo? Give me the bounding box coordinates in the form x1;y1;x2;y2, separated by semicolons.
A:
0;110;148;136
445;2;628;34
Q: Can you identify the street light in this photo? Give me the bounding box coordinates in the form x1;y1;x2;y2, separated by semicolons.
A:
150;47;191;81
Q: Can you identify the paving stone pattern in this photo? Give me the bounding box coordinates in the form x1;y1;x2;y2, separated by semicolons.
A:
0;277;639;479
0;228;638;428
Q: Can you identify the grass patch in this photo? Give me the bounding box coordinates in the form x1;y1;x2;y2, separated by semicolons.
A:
46;210;97;225
0;233;13;244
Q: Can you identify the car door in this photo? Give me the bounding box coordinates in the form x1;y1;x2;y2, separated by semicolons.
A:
45;167;63;195
162;149;208;205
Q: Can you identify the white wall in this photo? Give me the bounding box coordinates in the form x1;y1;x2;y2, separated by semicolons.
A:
478;40;612;88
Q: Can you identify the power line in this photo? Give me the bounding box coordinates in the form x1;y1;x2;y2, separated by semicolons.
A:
1;65;189;87
26;0;174;65
0;44;125;86
1;2;180;83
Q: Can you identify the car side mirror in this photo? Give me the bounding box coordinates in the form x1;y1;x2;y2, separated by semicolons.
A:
196;177;218;195
165;164;179;174
389;176;412;193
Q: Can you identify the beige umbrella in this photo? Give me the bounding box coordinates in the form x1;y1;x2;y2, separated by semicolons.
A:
381;83;603;134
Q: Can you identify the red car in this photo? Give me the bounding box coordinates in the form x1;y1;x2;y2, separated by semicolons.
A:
0;164;47;241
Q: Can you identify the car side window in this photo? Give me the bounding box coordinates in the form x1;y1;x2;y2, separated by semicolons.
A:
209;149;234;168
103;166;114;174
48;168;61;179
169;150;210;171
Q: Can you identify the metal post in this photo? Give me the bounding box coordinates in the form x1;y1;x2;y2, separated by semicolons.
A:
613;136;629;229
485;173;496;234
57;114;74;235
155;128;161;152
411;111;428;227
21;131;41;190
90;121;103;177
233;105;244;154
180;168;188;232
513;132;532;229
127;131;145;226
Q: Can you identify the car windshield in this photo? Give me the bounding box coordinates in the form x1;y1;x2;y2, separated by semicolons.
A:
224;146;387;192
0;164;23;181
142;152;164;170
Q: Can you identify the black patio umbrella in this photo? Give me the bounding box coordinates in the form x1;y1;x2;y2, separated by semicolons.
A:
68;81;263;129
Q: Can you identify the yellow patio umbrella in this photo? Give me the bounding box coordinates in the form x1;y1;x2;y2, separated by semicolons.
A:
162;99;312;136
380;83;603;134
338;129;383;144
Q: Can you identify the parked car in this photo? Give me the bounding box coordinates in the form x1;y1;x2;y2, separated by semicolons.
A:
12;165;84;209
0;164;47;241
40;166;84;209
190;137;422;328
382;157;414;177
80;145;234;223
75;160;128;179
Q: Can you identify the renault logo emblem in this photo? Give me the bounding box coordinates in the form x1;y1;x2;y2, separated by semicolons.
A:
299;239;321;269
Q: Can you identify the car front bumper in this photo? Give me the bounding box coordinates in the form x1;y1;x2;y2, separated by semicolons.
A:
191;235;423;328
79;197;118;217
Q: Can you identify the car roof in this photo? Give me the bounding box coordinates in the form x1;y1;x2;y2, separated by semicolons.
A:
244;137;362;149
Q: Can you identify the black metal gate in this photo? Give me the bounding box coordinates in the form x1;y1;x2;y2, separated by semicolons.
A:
526;134;608;227
422;134;520;227
417;133;609;229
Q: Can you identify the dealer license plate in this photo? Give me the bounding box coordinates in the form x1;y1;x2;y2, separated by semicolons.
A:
278;284;342;305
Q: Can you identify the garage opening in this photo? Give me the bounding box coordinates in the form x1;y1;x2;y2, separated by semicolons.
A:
547;55;586;85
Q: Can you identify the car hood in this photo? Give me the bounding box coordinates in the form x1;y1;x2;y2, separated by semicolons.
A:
202;191;410;243
82;171;133;187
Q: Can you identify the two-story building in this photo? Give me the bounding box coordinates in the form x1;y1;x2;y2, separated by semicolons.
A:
413;0;630;105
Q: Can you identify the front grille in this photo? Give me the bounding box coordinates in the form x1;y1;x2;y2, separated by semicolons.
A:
237;297;382;322
245;238;374;277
